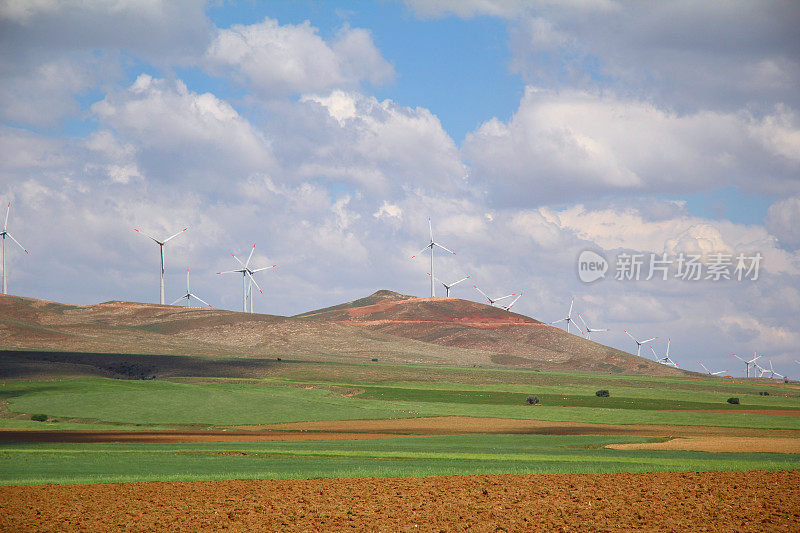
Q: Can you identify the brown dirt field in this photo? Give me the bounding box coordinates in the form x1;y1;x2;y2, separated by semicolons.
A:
676;409;800;416
251;416;800;439
607;436;800;454
4;416;800;444
0;430;420;443
2;470;798;532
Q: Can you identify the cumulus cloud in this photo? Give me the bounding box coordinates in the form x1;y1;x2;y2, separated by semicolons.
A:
290;90;467;193
766;197;800;250
204;18;394;96
463;87;800;205
91;75;275;188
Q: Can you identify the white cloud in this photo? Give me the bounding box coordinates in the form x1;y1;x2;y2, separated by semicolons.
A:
91;75;275;187
204;17;393;96
463;87;800;205
294;91;467;193
766;197;800;250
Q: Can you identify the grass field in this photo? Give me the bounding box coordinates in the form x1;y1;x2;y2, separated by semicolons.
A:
2;434;799;486
2;360;799;485
2;368;798;429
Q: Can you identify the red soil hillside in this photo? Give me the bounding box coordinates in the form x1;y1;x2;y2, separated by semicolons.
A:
0;291;686;375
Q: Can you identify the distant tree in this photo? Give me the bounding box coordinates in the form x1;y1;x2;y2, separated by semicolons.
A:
595;390;610;397
727;397;740;405
31;414;48;422
526;395;540;405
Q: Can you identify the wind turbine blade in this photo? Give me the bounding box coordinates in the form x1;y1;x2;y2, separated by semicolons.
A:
623;330;638;342
428;217;433;242
649;345;658;358
170;295;186;305
231;253;245;268
641;337;658;344
186;268;190;292
698;362;709;373
577;313;589;331
568;297;574;317
216;269;241;275
473;285;491;302
433;242;456;255
732;353;746;362
251;265;276;273
5;232;28;253
493;293;515;303
549;318;567;325
4;201;9;231
507;294;522;308
191;294;213;308
450;276;470;287
245;244;256;269
134;228;160;244
163;227;188;243
411;245;430;259
246;271;263;294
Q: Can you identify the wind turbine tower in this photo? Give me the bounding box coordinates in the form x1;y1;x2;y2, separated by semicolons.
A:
217;244;275;313
171;268;212;308
1;202;29;295
134;226;187;305
412;217;456;297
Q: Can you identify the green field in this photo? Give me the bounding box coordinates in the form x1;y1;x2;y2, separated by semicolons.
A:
2;435;799;486
1;360;799;485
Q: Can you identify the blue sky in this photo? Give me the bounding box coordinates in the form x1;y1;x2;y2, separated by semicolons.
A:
1;0;799;375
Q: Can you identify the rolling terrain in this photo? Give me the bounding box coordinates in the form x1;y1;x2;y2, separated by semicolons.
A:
0;290;683;376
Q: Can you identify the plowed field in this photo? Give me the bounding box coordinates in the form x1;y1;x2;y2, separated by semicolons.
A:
2;470;797;531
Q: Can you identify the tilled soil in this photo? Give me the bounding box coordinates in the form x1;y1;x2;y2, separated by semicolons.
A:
607;436;800;453
2;470;798;532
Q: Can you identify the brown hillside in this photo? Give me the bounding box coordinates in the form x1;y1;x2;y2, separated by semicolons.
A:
0;291;685;376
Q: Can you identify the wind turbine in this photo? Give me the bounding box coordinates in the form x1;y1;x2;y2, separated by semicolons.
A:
550;297;578;334
650;338;677;367
577;313;610;341
732;351;761;378
411;217;456;297
499;293;522;312
171;268;212;308
763;359;784;380
134;226;187;305
698;361;727;376
1;201;29;295
427;273;470;297
217;244;275;313
473;284;516;306
624;330;658;357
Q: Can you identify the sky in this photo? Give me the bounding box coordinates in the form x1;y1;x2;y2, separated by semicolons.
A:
1;0;799;377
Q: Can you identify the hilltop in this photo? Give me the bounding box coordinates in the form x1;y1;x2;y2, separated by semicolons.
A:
0;291;685;376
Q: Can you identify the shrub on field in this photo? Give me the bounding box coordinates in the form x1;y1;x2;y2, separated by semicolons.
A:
526;395;540;405
759;391;770;396
31;414;48;422
371;358;378;362
596;390;610;397
727;397;740;405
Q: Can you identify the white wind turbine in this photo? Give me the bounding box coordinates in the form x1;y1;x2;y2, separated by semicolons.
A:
577;313;610;341
732;351;761;378
473;284;516;307
427;273;470;297
171;268;212;308
650;338;677;367
1;201;29;295
411;217;456;297
217;244;275;313
550;297;578;334
499;293;522;312
763;359;784;380
624;330;659;357
698;361;727;376
134;226;187;305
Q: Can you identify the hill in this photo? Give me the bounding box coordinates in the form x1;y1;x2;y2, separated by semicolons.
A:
0;291;686;376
